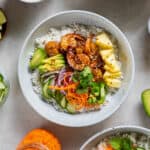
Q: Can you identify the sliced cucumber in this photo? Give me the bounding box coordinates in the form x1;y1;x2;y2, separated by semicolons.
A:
60;97;67;108
0;90;5;102
0;74;3;81
0;73;8;104
42;79;54;101
0;82;5;89
141;89;150;117
66;103;76;114
55;91;64;103
0;10;6;25
100;82;106;99
97;82;106;104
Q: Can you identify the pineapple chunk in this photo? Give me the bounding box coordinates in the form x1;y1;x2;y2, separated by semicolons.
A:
104;64;120;73
103;53;116;65
103;54;120;71
100;49;114;60
103;71;122;79
96;32;113;49
0;10;6;25
105;78;121;88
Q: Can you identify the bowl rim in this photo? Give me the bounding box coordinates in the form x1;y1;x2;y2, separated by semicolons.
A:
19;0;44;3
80;125;150;150
18;10;135;127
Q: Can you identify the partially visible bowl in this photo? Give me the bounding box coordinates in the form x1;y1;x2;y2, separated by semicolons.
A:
80;125;150;150
19;0;44;3
18;10;135;127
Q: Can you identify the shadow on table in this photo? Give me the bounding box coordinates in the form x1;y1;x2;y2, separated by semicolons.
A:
3;0;51;37
64;0;150;32
142;30;150;69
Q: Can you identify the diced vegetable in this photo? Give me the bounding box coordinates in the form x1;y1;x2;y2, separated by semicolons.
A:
29;48;47;70
55;91;64;102
0;73;8;104
88;82;107;104
91;82;100;96
66;103;76;114
141;89;150;117
0;10;6;25
0;82;5;89
0;74;3;81
109;137;122;150
108;136;141;150
96;32;113;49
88;94;97;103
98;82;106;103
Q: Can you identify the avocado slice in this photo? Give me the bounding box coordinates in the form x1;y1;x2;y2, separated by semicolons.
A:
0;9;6;25
60;97;67;108
66;103;76;114
29;48;47;70
141;89;150;117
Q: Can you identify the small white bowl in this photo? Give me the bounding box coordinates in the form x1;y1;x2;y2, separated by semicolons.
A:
80;125;150;150
18;10;135;127
19;0;44;3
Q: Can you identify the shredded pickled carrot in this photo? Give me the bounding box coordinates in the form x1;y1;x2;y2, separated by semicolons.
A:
66;90;89;110
105;145;113;150
49;83;78;91
16;129;61;150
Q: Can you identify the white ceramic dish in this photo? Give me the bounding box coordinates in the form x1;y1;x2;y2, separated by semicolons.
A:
80;125;150;150
19;0;44;3
18;10;135;127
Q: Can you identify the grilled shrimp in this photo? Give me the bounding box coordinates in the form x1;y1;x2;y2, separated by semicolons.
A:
60;33;85;52
92;68;103;81
85;37;98;56
45;41;60;56
67;51;90;71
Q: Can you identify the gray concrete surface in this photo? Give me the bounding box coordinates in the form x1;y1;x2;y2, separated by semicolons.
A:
0;0;150;149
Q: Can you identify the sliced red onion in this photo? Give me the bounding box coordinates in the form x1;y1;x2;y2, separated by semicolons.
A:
57;67;66;86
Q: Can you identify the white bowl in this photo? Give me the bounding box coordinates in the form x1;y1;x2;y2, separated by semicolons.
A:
80;125;150;150
18;10;135;127
19;0;44;3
